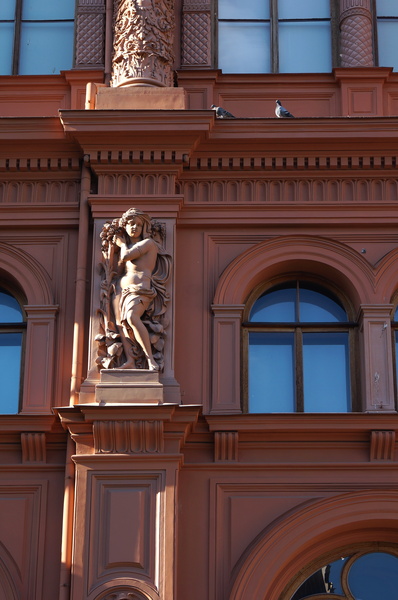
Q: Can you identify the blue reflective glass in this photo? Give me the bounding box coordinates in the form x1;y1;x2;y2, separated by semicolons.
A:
395;306;398;320
377;0;398;17
327;557;349;595
348;552;398;599
250;288;296;322
278;0;330;19
219;0;269;20
303;333;350;412
299;288;347;322
19;22;74;74
0;0;16;20
0;333;22;414
249;332;295;412
279;22;332;73
22;0;75;20
0;290;23;323
218;22;271;73
0;23;14;75
377;20;398;71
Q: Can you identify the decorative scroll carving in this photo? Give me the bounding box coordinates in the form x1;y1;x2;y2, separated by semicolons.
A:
21;433;46;463
370;430;395;461
339;0;374;67
96;208;171;371
111;0;175;87
94;419;164;453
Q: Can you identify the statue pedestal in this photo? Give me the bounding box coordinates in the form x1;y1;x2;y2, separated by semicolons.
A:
86;83;187;110
96;369;163;405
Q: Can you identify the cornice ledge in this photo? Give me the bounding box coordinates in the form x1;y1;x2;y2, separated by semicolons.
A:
205;412;398;433
59;109;215;134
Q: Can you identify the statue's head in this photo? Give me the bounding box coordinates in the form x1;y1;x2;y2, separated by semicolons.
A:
119;208;152;239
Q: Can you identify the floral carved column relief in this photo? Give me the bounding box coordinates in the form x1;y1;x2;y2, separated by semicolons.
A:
111;0;175;87
339;0;374;67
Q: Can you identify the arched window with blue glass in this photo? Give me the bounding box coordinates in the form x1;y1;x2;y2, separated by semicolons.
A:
0;286;25;414
244;280;357;413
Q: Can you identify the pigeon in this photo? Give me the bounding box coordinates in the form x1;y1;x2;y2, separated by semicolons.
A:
275;99;294;118
211;104;236;119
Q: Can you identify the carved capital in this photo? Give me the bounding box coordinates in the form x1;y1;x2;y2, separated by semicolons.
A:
111;0;175;88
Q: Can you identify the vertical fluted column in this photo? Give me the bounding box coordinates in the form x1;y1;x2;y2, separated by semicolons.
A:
339;0;374;67
111;0;175;87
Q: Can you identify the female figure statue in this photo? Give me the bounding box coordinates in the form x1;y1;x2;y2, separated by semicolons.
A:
97;209;171;371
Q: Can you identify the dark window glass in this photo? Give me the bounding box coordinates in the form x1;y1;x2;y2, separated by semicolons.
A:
0;0;75;75
246;282;353;413
0;288;25;414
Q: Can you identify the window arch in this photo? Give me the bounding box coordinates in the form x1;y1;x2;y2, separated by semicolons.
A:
244;280;357;413
0;285;26;414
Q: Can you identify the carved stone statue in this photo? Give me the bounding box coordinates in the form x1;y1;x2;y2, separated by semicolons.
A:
96;209;171;371
111;0;175;87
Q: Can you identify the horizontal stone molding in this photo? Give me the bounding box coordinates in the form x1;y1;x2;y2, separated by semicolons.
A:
0;157;80;172
185;155;398;172
0;180;80;204
181;177;398;204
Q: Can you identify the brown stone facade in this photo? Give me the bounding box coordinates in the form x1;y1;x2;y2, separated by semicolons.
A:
1;3;398;600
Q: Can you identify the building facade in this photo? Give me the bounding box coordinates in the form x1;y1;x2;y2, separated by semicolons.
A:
1;1;398;599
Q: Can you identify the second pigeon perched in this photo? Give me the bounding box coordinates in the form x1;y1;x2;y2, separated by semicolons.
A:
211;104;236;119
275;99;294;118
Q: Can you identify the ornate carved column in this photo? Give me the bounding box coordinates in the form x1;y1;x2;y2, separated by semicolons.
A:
111;0;176;87
181;1;212;68
339;0;374;67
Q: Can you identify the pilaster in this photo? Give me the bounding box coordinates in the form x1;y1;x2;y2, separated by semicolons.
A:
359;304;396;412
56;404;199;600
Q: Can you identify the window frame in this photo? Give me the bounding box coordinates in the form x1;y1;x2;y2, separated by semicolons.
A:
216;0;338;74
286;543;398;600
0;0;75;75
242;277;359;413
0;283;26;414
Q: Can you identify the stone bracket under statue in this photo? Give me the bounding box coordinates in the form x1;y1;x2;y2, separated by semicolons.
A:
97;369;164;404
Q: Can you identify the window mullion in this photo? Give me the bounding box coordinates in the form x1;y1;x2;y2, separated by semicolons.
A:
295;327;304;412
270;0;278;73
12;0;23;74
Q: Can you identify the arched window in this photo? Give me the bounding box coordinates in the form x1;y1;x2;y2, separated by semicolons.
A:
290;548;398;600
245;281;356;413
0;287;25;414
217;0;333;74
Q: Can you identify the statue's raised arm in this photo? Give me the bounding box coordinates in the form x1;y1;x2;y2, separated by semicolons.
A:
96;208;171;371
